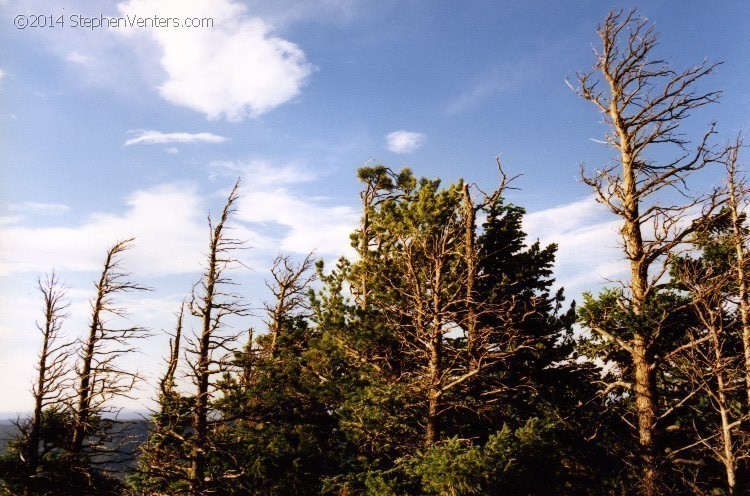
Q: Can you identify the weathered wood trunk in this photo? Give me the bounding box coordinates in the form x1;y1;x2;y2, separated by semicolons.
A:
72;252;111;454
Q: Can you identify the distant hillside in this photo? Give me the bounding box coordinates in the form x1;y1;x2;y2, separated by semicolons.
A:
0;422;20;456
0;420;150;475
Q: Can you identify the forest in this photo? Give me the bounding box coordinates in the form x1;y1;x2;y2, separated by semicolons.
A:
2;8;750;496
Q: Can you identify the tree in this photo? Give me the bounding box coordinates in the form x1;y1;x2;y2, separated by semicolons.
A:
209;252;344;495
572;9;720;495
720;138;750;406
64;237;151;495
671;252;750;495
71;238;150;456
130;305;193;494
264;253;317;357
186;178;248;495
0;273;73;496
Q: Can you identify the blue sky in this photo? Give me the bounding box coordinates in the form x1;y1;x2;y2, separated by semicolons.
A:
0;0;748;414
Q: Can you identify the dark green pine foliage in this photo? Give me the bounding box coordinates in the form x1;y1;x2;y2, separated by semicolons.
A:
309;258;424;495
212;315;346;495
311;170;625;495
128;391;193;494
412;198;625;495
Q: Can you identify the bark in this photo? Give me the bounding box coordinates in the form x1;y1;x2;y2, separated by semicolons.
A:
426;266;444;448
462;184;480;372
725;145;750;407
573;9;720;495
188;179;244;495
426;322;442;448
26;274;70;495
632;336;659;496
72;246;116;453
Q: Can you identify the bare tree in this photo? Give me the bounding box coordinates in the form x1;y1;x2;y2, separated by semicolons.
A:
160;303;184;397
721;138;750;406
571;9;721;495
19;272;73;495
264;253;317;357
186;179;248;495
461;161;516;375
71;238;150;456
672;257;750;495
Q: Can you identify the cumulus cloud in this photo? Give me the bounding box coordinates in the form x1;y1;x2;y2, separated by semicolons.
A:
236;188;357;257
116;0;314;120
385;130;426;154
124;129;229;146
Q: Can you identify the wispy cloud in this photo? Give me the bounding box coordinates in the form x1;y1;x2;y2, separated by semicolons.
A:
124;129;229;146
210;159;358;256
210;159;317;186
8;202;71;215
0;183;212;277
65;52;90;65
523;196;623;297
385;130;426;154
116;0;314;120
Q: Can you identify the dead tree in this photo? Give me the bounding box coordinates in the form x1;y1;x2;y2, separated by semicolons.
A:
571;9;720;495
22;272;73;495
461;160;516;374
71;238;150;456
186;179;248;495
264;253;316;357
721;138;750;407
672;257;750;495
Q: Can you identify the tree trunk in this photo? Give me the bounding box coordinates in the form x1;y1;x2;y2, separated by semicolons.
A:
426;323;442;448
462;184;480;372
72;253;110;453
727;164;750;407
622;144;661;496
191;251;216;496
632;336;659;496
26;298;54;495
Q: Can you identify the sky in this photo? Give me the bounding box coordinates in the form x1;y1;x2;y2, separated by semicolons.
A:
0;0;748;416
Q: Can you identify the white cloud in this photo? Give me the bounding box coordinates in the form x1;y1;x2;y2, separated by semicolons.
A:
209;159;317;186
116;0;314;120
124;129;229;146
0;183;210;277
523;196;624;297
205;159;357;256
66;52;90;65
385;130;426;154
166;147;179;154
236;188;358;257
